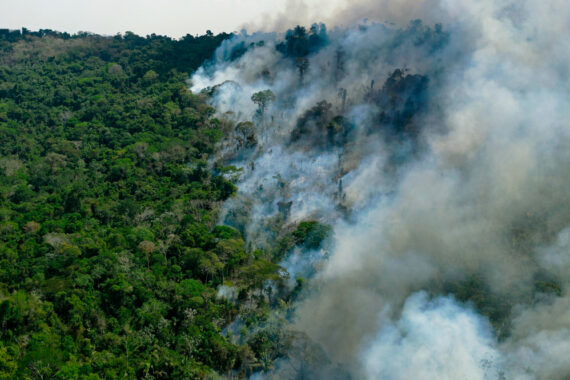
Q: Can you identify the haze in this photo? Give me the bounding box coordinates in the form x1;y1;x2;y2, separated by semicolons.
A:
0;0;351;37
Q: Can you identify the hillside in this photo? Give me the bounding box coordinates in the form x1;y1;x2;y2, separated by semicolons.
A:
0;29;298;379
2;9;570;379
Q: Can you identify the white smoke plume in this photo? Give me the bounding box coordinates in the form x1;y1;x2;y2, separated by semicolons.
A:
361;292;503;380
191;0;570;378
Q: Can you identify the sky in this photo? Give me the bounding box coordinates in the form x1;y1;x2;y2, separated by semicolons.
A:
0;0;348;38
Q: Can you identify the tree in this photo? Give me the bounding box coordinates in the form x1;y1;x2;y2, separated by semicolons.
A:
235;121;257;149
139;240;156;269
295;57;309;84
0;345;17;379
251;90;275;116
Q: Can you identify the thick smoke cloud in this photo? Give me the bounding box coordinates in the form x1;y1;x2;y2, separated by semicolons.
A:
361;292;502;380
191;0;570;378
241;0;443;34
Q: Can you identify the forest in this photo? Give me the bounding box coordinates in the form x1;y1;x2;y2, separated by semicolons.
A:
0;28;330;379
2;11;569;379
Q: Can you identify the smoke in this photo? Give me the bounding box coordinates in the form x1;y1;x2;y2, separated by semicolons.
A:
361;292;503;380
240;0;444;33
191;0;570;378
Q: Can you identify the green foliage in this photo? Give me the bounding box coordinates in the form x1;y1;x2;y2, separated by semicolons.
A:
292;221;332;249
0;344;18;379
250;89;275;114
0;28;286;379
213;225;241;240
